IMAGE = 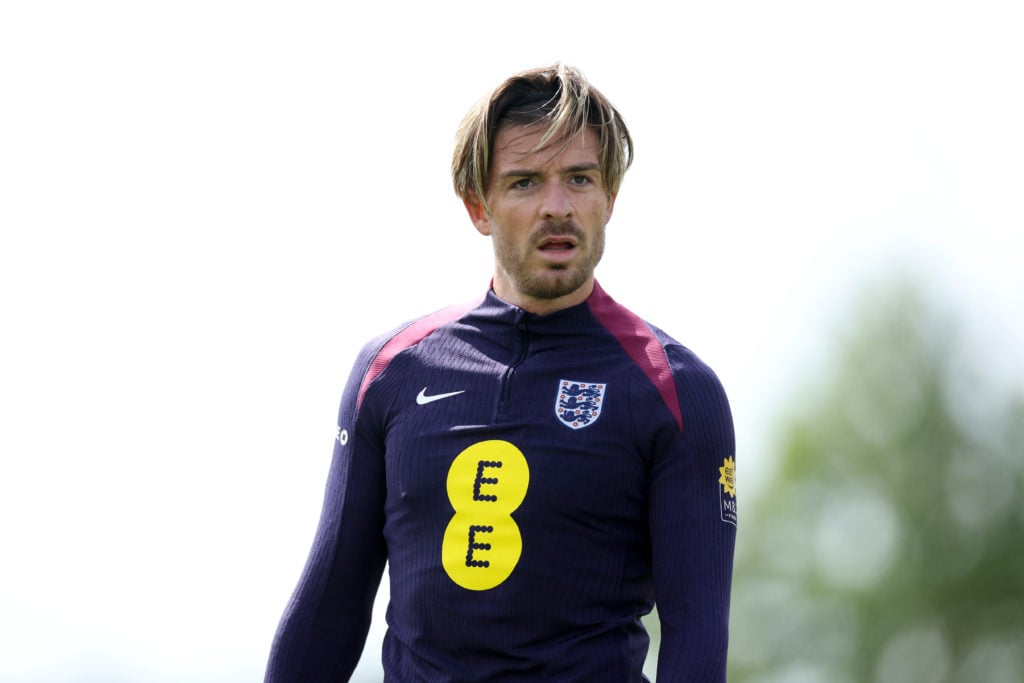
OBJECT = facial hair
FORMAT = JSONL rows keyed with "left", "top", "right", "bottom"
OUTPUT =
{"left": 493, "top": 219, "right": 606, "bottom": 302}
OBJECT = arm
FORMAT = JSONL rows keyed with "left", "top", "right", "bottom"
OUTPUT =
{"left": 649, "top": 349, "right": 737, "bottom": 682}
{"left": 264, "top": 347, "right": 389, "bottom": 683}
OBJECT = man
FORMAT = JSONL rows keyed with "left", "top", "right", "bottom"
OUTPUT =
{"left": 265, "top": 63, "right": 737, "bottom": 682}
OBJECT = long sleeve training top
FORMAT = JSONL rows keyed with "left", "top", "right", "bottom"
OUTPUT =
{"left": 265, "top": 281, "right": 737, "bottom": 682}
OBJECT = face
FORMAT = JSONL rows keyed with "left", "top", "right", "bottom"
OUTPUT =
{"left": 465, "top": 124, "right": 616, "bottom": 315}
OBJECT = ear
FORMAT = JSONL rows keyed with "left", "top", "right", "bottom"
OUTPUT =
{"left": 464, "top": 192, "right": 492, "bottom": 236}
{"left": 605, "top": 192, "right": 617, "bottom": 223}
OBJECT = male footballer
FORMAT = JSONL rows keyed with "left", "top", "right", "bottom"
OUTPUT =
{"left": 265, "top": 63, "right": 737, "bottom": 682}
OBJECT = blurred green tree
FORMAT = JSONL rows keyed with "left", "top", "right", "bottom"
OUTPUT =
{"left": 728, "top": 276, "right": 1024, "bottom": 682}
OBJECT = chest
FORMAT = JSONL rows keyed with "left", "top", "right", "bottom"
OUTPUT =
{"left": 379, "top": 345, "right": 650, "bottom": 528}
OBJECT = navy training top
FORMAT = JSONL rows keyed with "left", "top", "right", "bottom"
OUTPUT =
{"left": 265, "top": 281, "right": 737, "bottom": 682}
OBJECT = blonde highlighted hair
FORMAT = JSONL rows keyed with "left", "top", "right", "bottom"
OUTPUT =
{"left": 452, "top": 64, "right": 633, "bottom": 209}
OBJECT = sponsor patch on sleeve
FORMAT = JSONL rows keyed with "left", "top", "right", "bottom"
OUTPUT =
{"left": 718, "top": 455, "right": 737, "bottom": 526}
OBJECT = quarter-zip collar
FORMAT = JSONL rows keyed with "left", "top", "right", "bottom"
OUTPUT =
{"left": 459, "top": 282, "right": 609, "bottom": 357}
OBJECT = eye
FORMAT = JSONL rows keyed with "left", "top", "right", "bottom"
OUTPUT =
{"left": 511, "top": 178, "right": 534, "bottom": 189}
{"left": 569, "top": 174, "right": 593, "bottom": 186}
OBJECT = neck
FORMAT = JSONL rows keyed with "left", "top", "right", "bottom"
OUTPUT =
{"left": 491, "top": 275, "right": 595, "bottom": 316}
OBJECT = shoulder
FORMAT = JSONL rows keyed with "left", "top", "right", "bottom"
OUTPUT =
{"left": 644, "top": 323, "right": 734, "bottom": 448}
{"left": 351, "top": 297, "right": 484, "bottom": 409}
{"left": 586, "top": 284, "right": 688, "bottom": 430}
{"left": 589, "top": 282, "right": 724, "bottom": 388}
{"left": 646, "top": 322, "right": 724, "bottom": 388}
{"left": 586, "top": 283, "right": 729, "bottom": 433}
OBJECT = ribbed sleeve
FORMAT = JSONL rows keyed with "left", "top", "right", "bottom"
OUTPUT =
{"left": 649, "top": 342, "right": 736, "bottom": 682}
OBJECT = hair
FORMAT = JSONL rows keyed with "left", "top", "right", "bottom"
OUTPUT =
{"left": 452, "top": 63, "right": 633, "bottom": 210}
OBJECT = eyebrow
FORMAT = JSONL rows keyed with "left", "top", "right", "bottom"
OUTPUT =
{"left": 496, "top": 162, "right": 602, "bottom": 180}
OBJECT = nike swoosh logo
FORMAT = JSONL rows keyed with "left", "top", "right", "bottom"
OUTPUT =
{"left": 416, "top": 388, "right": 466, "bottom": 405}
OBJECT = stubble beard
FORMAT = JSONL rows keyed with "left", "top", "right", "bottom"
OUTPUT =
{"left": 494, "top": 222, "right": 606, "bottom": 302}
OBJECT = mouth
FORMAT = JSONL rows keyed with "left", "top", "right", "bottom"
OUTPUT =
{"left": 537, "top": 234, "right": 579, "bottom": 251}
{"left": 535, "top": 237, "right": 579, "bottom": 263}
{"left": 538, "top": 240, "right": 576, "bottom": 252}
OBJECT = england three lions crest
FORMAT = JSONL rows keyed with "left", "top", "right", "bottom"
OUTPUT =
{"left": 555, "top": 380, "right": 606, "bottom": 430}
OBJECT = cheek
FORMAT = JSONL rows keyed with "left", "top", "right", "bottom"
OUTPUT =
{"left": 491, "top": 207, "right": 530, "bottom": 239}
{"left": 585, "top": 199, "right": 613, "bottom": 227}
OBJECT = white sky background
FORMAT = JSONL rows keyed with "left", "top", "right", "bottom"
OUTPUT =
{"left": 2, "top": 1, "right": 1022, "bottom": 681}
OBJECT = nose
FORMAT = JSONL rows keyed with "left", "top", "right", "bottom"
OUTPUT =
{"left": 539, "top": 181, "right": 573, "bottom": 219}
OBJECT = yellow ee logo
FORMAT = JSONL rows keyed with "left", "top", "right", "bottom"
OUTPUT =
{"left": 441, "top": 440, "right": 529, "bottom": 590}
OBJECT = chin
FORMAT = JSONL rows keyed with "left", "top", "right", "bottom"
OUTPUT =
{"left": 522, "top": 269, "right": 589, "bottom": 301}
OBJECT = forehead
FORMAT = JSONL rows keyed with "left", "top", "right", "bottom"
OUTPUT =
{"left": 491, "top": 124, "right": 601, "bottom": 171}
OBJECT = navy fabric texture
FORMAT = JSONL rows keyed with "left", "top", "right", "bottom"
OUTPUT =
{"left": 265, "top": 282, "right": 736, "bottom": 682}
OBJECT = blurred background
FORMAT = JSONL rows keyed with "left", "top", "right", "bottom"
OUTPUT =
{"left": 1, "top": 1, "right": 1021, "bottom": 681}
